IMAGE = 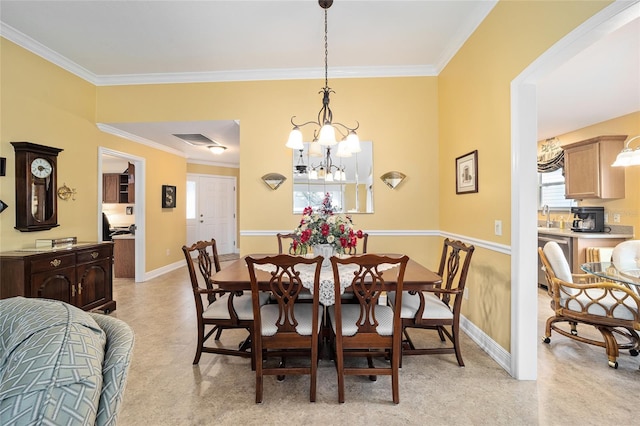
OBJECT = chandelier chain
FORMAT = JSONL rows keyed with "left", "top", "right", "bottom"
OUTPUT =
{"left": 324, "top": 8, "right": 329, "bottom": 89}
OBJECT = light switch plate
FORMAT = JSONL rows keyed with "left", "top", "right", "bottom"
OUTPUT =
{"left": 494, "top": 220, "right": 502, "bottom": 236}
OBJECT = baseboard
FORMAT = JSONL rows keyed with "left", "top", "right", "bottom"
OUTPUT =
{"left": 460, "top": 315, "right": 512, "bottom": 374}
{"left": 144, "top": 259, "right": 184, "bottom": 281}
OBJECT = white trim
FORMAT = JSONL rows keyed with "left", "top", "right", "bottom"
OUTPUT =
{"left": 143, "top": 260, "right": 185, "bottom": 281}
{"left": 97, "top": 123, "right": 186, "bottom": 157}
{"left": 460, "top": 315, "right": 511, "bottom": 372}
{"left": 241, "top": 229, "right": 512, "bottom": 255}
{"left": 0, "top": 23, "right": 97, "bottom": 83}
{"left": 187, "top": 158, "right": 240, "bottom": 169}
{"left": 509, "top": 0, "right": 639, "bottom": 380}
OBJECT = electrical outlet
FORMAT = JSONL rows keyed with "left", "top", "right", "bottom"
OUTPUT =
{"left": 613, "top": 213, "right": 621, "bottom": 223}
{"left": 604, "top": 213, "right": 609, "bottom": 223}
{"left": 494, "top": 220, "right": 502, "bottom": 236}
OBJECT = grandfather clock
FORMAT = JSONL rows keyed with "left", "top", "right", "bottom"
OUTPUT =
{"left": 11, "top": 142, "right": 63, "bottom": 231}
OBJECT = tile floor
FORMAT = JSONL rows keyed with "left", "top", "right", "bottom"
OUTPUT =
{"left": 109, "top": 264, "right": 639, "bottom": 425}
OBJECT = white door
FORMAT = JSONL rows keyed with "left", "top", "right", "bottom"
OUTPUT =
{"left": 186, "top": 174, "right": 236, "bottom": 254}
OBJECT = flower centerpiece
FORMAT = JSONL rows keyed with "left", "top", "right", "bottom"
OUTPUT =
{"left": 291, "top": 193, "right": 364, "bottom": 264}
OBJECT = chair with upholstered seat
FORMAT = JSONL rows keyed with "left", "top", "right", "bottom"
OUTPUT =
{"left": 346, "top": 232, "right": 369, "bottom": 255}
{"left": 246, "top": 254, "right": 324, "bottom": 403}
{"left": 612, "top": 240, "right": 640, "bottom": 267}
{"left": 540, "top": 241, "right": 640, "bottom": 368}
{"left": 182, "top": 239, "right": 269, "bottom": 367}
{"left": 276, "top": 232, "right": 298, "bottom": 254}
{"left": 392, "top": 238, "right": 474, "bottom": 367}
{"left": 328, "top": 254, "right": 409, "bottom": 404}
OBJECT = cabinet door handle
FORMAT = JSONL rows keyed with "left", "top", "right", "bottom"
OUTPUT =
{"left": 50, "top": 259, "right": 61, "bottom": 267}
{"left": 77, "top": 283, "right": 82, "bottom": 295}
{"left": 91, "top": 252, "right": 99, "bottom": 259}
{"left": 71, "top": 285, "right": 76, "bottom": 297}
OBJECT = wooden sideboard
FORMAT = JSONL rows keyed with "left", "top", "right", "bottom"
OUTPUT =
{"left": 0, "top": 242, "right": 116, "bottom": 313}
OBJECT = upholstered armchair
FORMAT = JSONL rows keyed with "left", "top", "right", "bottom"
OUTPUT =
{"left": 540, "top": 241, "right": 640, "bottom": 368}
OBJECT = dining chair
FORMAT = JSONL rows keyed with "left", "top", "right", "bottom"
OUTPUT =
{"left": 539, "top": 241, "right": 640, "bottom": 368}
{"left": 276, "top": 232, "right": 298, "bottom": 254}
{"left": 328, "top": 254, "right": 409, "bottom": 404}
{"left": 346, "top": 232, "right": 369, "bottom": 255}
{"left": 245, "top": 254, "right": 324, "bottom": 403}
{"left": 391, "top": 238, "right": 474, "bottom": 367}
{"left": 612, "top": 240, "right": 640, "bottom": 267}
{"left": 182, "top": 239, "right": 269, "bottom": 367}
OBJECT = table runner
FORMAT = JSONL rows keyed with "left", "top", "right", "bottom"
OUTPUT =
{"left": 254, "top": 262, "right": 395, "bottom": 306}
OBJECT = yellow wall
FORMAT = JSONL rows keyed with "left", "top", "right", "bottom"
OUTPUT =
{"left": 438, "top": 0, "right": 609, "bottom": 350}
{"left": 554, "top": 112, "right": 640, "bottom": 234}
{"left": 0, "top": 0, "right": 613, "bottom": 354}
{"left": 95, "top": 77, "right": 442, "bottom": 264}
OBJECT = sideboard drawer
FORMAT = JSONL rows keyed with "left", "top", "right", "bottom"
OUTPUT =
{"left": 77, "top": 245, "right": 112, "bottom": 264}
{"left": 30, "top": 253, "right": 76, "bottom": 274}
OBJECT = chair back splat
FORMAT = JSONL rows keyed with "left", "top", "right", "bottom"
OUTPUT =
{"left": 182, "top": 239, "right": 262, "bottom": 366}
{"left": 329, "top": 254, "right": 409, "bottom": 404}
{"left": 246, "top": 254, "right": 324, "bottom": 403}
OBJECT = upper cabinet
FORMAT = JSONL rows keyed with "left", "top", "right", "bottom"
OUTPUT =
{"left": 563, "top": 135, "right": 626, "bottom": 200}
{"left": 103, "top": 162, "right": 135, "bottom": 204}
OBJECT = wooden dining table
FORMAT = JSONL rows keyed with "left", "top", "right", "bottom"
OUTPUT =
{"left": 211, "top": 254, "right": 443, "bottom": 301}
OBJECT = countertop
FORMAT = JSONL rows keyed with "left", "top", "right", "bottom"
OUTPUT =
{"left": 112, "top": 234, "right": 135, "bottom": 240}
{"left": 537, "top": 227, "right": 633, "bottom": 239}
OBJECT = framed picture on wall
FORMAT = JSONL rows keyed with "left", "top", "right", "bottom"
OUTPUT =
{"left": 455, "top": 150, "right": 478, "bottom": 194}
{"left": 162, "top": 185, "right": 176, "bottom": 208}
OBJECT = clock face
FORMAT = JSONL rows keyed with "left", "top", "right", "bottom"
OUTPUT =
{"left": 31, "top": 157, "right": 53, "bottom": 178}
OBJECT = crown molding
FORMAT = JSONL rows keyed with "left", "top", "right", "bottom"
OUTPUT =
{"left": 2, "top": 22, "right": 438, "bottom": 86}
{"left": 96, "top": 123, "right": 186, "bottom": 158}
{"left": 186, "top": 158, "right": 239, "bottom": 169}
{"left": 1, "top": 22, "right": 98, "bottom": 83}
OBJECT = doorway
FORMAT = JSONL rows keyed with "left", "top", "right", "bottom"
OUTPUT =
{"left": 186, "top": 174, "right": 237, "bottom": 254}
{"left": 510, "top": 2, "right": 638, "bottom": 379}
{"left": 99, "top": 147, "right": 146, "bottom": 282}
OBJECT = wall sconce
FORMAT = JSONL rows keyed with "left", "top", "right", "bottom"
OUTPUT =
{"left": 57, "top": 183, "right": 77, "bottom": 201}
{"left": 262, "top": 173, "right": 287, "bottom": 190}
{"left": 380, "top": 171, "right": 406, "bottom": 189}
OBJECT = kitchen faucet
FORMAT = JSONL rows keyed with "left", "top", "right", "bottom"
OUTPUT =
{"left": 542, "top": 204, "right": 552, "bottom": 228}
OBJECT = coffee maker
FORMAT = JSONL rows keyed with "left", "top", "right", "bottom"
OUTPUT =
{"left": 570, "top": 207, "right": 605, "bottom": 232}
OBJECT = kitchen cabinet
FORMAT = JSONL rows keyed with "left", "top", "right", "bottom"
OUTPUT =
{"left": 563, "top": 135, "right": 626, "bottom": 200}
{"left": 102, "top": 162, "right": 135, "bottom": 204}
{"left": 113, "top": 234, "right": 135, "bottom": 278}
{"left": 0, "top": 242, "right": 116, "bottom": 312}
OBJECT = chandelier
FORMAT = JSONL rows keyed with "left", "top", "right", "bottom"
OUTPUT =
{"left": 285, "top": 0, "right": 361, "bottom": 157}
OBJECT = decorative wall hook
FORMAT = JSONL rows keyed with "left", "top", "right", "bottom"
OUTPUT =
{"left": 57, "top": 183, "right": 77, "bottom": 201}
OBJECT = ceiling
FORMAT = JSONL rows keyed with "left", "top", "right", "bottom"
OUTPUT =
{"left": 1, "top": 1, "right": 638, "bottom": 167}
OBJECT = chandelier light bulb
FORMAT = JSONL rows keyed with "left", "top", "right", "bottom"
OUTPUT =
{"left": 309, "top": 140, "right": 323, "bottom": 157}
{"left": 335, "top": 140, "right": 352, "bottom": 158}
{"left": 286, "top": 127, "right": 304, "bottom": 150}
{"left": 346, "top": 131, "right": 361, "bottom": 153}
{"left": 309, "top": 169, "right": 318, "bottom": 180}
{"left": 318, "top": 124, "right": 337, "bottom": 146}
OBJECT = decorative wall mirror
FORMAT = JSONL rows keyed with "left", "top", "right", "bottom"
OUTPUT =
{"left": 292, "top": 141, "right": 373, "bottom": 214}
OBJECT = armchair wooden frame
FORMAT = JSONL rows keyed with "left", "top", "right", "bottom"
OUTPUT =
{"left": 276, "top": 232, "right": 298, "bottom": 254}
{"left": 182, "top": 239, "right": 255, "bottom": 366}
{"left": 539, "top": 246, "right": 640, "bottom": 368}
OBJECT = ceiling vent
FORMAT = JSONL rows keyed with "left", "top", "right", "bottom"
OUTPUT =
{"left": 173, "top": 133, "right": 215, "bottom": 146}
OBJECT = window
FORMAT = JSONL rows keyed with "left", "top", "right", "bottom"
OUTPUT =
{"left": 186, "top": 180, "right": 196, "bottom": 219}
{"left": 538, "top": 169, "right": 575, "bottom": 209}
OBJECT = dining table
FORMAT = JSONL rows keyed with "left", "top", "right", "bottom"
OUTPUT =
{"left": 211, "top": 254, "right": 443, "bottom": 306}
{"left": 581, "top": 261, "right": 640, "bottom": 293}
